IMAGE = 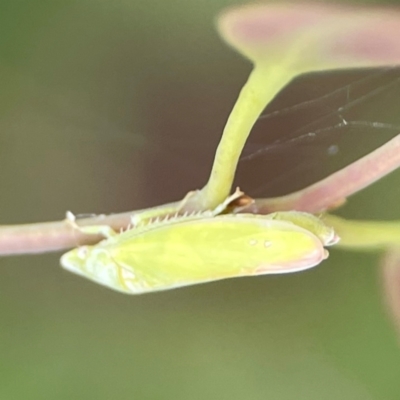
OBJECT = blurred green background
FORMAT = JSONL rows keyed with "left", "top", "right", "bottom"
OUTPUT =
{"left": 1, "top": 0, "right": 400, "bottom": 399}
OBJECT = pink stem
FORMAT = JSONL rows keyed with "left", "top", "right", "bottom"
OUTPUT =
{"left": 0, "top": 214, "right": 131, "bottom": 255}
{"left": 381, "top": 248, "right": 400, "bottom": 338}
{"left": 245, "top": 134, "right": 400, "bottom": 214}
{"left": 0, "top": 205, "right": 183, "bottom": 255}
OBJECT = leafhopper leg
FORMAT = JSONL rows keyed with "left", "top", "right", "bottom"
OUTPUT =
{"left": 65, "top": 211, "right": 118, "bottom": 239}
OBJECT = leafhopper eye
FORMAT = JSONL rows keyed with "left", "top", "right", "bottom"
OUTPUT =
{"left": 77, "top": 246, "right": 89, "bottom": 259}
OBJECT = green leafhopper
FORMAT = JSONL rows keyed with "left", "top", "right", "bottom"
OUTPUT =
{"left": 60, "top": 210, "right": 338, "bottom": 294}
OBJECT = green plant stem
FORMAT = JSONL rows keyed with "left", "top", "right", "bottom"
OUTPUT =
{"left": 322, "top": 214, "right": 400, "bottom": 250}
{"left": 183, "top": 65, "right": 294, "bottom": 211}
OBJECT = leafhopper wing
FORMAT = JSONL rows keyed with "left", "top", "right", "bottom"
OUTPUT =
{"left": 61, "top": 212, "right": 336, "bottom": 294}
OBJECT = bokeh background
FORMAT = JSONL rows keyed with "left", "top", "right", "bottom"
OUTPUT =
{"left": 1, "top": 0, "right": 400, "bottom": 399}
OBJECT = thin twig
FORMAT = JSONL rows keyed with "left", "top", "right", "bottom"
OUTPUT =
{"left": 0, "top": 203, "right": 179, "bottom": 255}
{"left": 245, "top": 134, "right": 400, "bottom": 213}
